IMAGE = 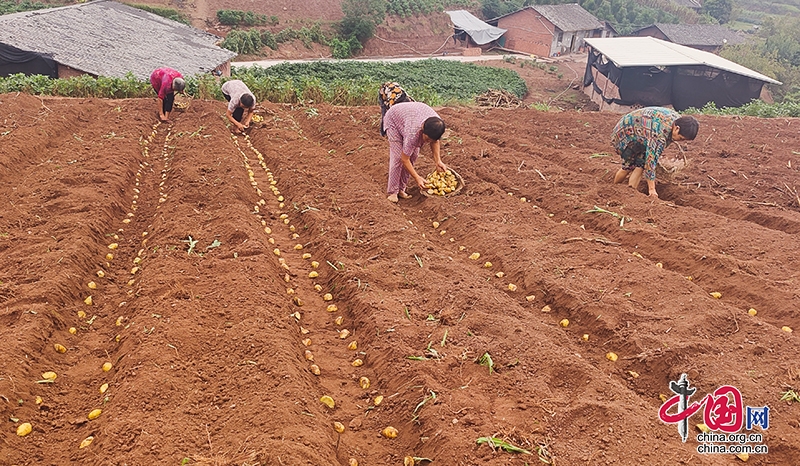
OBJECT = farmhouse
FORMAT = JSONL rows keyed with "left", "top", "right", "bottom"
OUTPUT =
{"left": 583, "top": 36, "right": 781, "bottom": 112}
{"left": 492, "top": 4, "right": 607, "bottom": 57}
{"left": 631, "top": 23, "right": 745, "bottom": 53}
{"left": 0, "top": 0, "right": 236, "bottom": 80}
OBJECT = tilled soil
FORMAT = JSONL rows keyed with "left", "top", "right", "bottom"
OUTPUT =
{"left": 1, "top": 93, "right": 799, "bottom": 465}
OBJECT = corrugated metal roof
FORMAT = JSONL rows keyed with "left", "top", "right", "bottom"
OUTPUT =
{"left": 670, "top": 0, "right": 702, "bottom": 8}
{"left": 585, "top": 36, "right": 781, "bottom": 84}
{"left": 445, "top": 10, "right": 506, "bottom": 45}
{"left": 0, "top": 0, "right": 236, "bottom": 79}
{"left": 532, "top": 3, "right": 603, "bottom": 33}
{"left": 636, "top": 23, "right": 746, "bottom": 47}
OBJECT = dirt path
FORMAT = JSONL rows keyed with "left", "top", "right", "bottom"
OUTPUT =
{"left": 1, "top": 94, "right": 798, "bottom": 465}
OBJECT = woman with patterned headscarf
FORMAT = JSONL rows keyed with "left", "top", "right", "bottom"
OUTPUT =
{"left": 378, "top": 82, "right": 414, "bottom": 136}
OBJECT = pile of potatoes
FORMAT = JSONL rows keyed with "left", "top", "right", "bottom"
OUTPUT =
{"left": 425, "top": 170, "right": 459, "bottom": 196}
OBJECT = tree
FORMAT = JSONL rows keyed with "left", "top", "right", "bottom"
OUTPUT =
{"left": 339, "top": 0, "right": 386, "bottom": 41}
{"left": 702, "top": 0, "right": 732, "bottom": 24}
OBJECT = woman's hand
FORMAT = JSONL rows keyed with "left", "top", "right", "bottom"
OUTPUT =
{"left": 415, "top": 176, "right": 429, "bottom": 190}
{"left": 437, "top": 161, "right": 448, "bottom": 172}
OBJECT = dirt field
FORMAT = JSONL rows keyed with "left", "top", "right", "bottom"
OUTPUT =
{"left": 1, "top": 91, "right": 799, "bottom": 465}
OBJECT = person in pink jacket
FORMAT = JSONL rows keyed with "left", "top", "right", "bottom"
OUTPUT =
{"left": 383, "top": 101, "right": 447, "bottom": 203}
{"left": 150, "top": 67, "right": 185, "bottom": 122}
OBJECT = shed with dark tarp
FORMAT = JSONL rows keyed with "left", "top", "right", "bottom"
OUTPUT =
{"left": 583, "top": 37, "right": 781, "bottom": 111}
{"left": 0, "top": 43, "right": 57, "bottom": 78}
{"left": 446, "top": 10, "right": 507, "bottom": 46}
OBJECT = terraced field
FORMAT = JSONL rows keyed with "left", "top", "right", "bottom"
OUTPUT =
{"left": 1, "top": 93, "right": 798, "bottom": 465}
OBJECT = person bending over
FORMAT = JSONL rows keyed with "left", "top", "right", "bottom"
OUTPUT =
{"left": 378, "top": 81, "right": 414, "bottom": 136}
{"left": 383, "top": 101, "right": 447, "bottom": 203}
{"left": 221, "top": 79, "right": 256, "bottom": 133}
{"left": 612, "top": 107, "right": 699, "bottom": 198}
{"left": 150, "top": 67, "right": 185, "bottom": 122}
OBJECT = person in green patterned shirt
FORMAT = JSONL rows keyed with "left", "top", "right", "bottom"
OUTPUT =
{"left": 611, "top": 107, "right": 699, "bottom": 198}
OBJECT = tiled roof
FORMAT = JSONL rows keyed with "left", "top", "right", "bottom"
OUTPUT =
{"left": 531, "top": 3, "right": 603, "bottom": 32}
{"left": 0, "top": 0, "right": 236, "bottom": 79}
{"left": 639, "top": 23, "right": 746, "bottom": 47}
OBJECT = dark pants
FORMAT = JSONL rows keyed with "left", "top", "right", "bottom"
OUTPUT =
{"left": 620, "top": 141, "right": 646, "bottom": 170}
{"left": 162, "top": 92, "right": 175, "bottom": 113}
{"left": 223, "top": 92, "right": 244, "bottom": 122}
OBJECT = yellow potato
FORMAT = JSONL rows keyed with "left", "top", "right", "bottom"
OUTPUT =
{"left": 559, "top": 319, "right": 569, "bottom": 328}
{"left": 320, "top": 395, "right": 335, "bottom": 409}
{"left": 381, "top": 426, "right": 399, "bottom": 439}
{"left": 302, "top": 338, "right": 312, "bottom": 346}
{"left": 310, "top": 364, "right": 321, "bottom": 375}
{"left": 656, "top": 262, "right": 663, "bottom": 268}
{"left": 311, "top": 261, "right": 320, "bottom": 269}
{"left": 404, "top": 457, "right": 415, "bottom": 466}
{"left": 87, "top": 409, "right": 102, "bottom": 420}
{"left": 696, "top": 423, "right": 710, "bottom": 433}
{"left": 348, "top": 459, "right": 358, "bottom": 466}
{"left": 526, "top": 295, "right": 536, "bottom": 302}
{"left": 334, "top": 421, "right": 345, "bottom": 433}
{"left": 782, "top": 326, "right": 793, "bottom": 333}
{"left": 710, "top": 292, "right": 722, "bottom": 299}
{"left": 35, "top": 396, "right": 43, "bottom": 405}
{"left": 100, "top": 383, "right": 109, "bottom": 394}
{"left": 432, "top": 221, "right": 440, "bottom": 229}
{"left": 309, "top": 271, "right": 319, "bottom": 278}
{"left": 294, "top": 244, "right": 303, "bottom": 250}
{"left": 77, "top": 310, "right": 87, "bottom": 318}
{"left": 507, "top": 283, "right": 517, "bottom": 291}
{"left": 41, "top": 371, "right": 57, "bottom": 380}
{"left": 484, "top": 261, "right": 492, "bottom": 268}
{"left": 79, "top": 436, "right": 94, "bottom": 449}
{"left": 606, "top": 352, "right": 618, "bottom": 362}
{"left": 352, "top": 359, "right": 363, "bottom": 367}
{"left": 302, "top": 253, "right": 312, "bottom": 259}
{"left": 469, "top": 252, "right": 480, "bottom": 260}
{"left": 359, "top": 377, "right": 370, "bottom": 389}
{"left": 87, "top": 281, "right": 97, "bottom": 289}
{"left": 748, "top": 308, "right": 757, "bottom": 316}
{"left": 102, "top": 362, "right": 113, "bottom": 372}
{"left": 84, "top": 296, "right": 93, "bottom": 306}
{"left": 108, "top": 243, "right": 118, "bottom": 250}
{"left": 16, "top": 422, "right": 32, "bottom": 437}
{"left": 54, "top": 343, "right": 67, "bottom": 353}
{"left": 305, "top": 350, "right": 314, "bottom": 361}
{"left": 327, "top": 304, "right": 338, "bottom": 313}
{"left": 106, "top": 253, "right": 114, "bottom": 260}
{"left": 273, "top": 248, "right": 281, "bottom": 256}
{"left": 334, "top": 316, "right": 344, "bottom": 325}
{"left": 96, "top": 270, "right": 105, "bottom": 278}
{"left": 323, "top": 293, "right": 333, "bottom": 301}
{"left": 628, "top": 370, "right": 639, "bottom": 378}
{"left": 69, "top": 327, "right": 77, "bottom": 334}
{"left": 373, "top": 395, "right": 384, "bottom": 406}
{"left": 347, "top": 341, "right": 357, "bottom": 350}
{"left": 339, "top": 329, "right": 351, "bottom": 339}
{"left": 582, "top": 334, "right": 589, "bottom": 341}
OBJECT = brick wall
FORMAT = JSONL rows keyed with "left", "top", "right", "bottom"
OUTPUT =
{"left": 497, "top": 9, "right": 555, "bottom": 57}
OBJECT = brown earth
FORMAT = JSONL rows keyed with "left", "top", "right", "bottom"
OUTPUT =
{"left": 1, "top": 93, "right": 800, "bottom": 466}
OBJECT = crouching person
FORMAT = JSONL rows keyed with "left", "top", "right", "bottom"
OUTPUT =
{"left": 221, "top": 79, "right": 256, "bottom": 133}
{"left": 612, "top": 107, "right": 699, "bottom": 198}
